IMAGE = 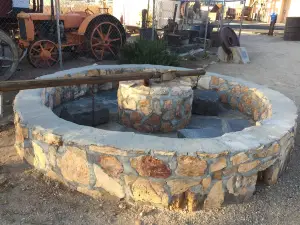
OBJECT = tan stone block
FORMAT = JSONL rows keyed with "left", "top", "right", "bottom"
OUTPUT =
{"left": 230, "top": 152, "right": 250, "bottom": 166}
{"left": 72, "top": 72, "right": 86, "bottom": 78}
{"left": 123, "top": 98, "right": 137, "bottom": 110}
{"left": 89, "top": 145, "right": 128, "bottom": 156}
{"left": 57, "top": 146, "right": 90, "bottom": 185}
{"left": 14, "top": 113, "right": 20, "bottom": 124}
{"left": 46, "top": 170, "right": 65, "bottom": 184}
{"left": 153, "top": 150, "right": 176, "bottom": 157}
{"left": 167, "top": 179, "right": 200, "bottom": 195}
{"left": 124, "top": 175, "right": 138, "bottom": 186}
{"left": 176, "top": 156, "right": 207, "bottom": 177}
{"left": 15, "top": 144, "right": 24, "bottom": 158}
{"left": 139, "top": 99, "right": 152, "bottom": 115}
{"left": 130, "top": 156, "right": 171, "bottom": 178}
{"left": 223, "top": 166, "right": 238, "bottom": 176}
{"left": 210, "top": 157, "right": 227, "bottom": 172}
{"left": 238, "top": 160, "right": 260, "bottom": 173}
{"left": 186, "top": 190, "right": 205, "bottom": 212}
{"left": 77, "top": 186, "right": 102, "bottom": 199}
{"left": 242, "top": 174, "right": 258, "bottom": 187}
{"left": 98, "top": 155, "right": 123, "bottom": 178}
{"left": 263, "top": 164, "right": 280, "bottom": 185}
{"left": 197, "top": 151, "right": 229, "bottom": 159}
{"left": 93, "top": 164, "right": 125, "bottom": 198}
{"left": 48, "top": 146, "right": 57, "bottom": 168}
{"left": 169, "top": 194, "right": 185, "bottom": 210}
{"left": 86, "top": 69, "right": 100, "bottom": 77}
{"left": 32, "top": 130, "right": 62, "bottom": 146}
{"left": 204, "top": 181, "right": 224, "bottom": 209}
{"left": 15, "top": 124, "right": 25, "bottom": 143}
{"left": 202, "top": 176, "right": 211, "bottom": 192}
{"left": 258, "top": 159, "right": 277, "bottom": 171}
{"left": 212, "top": 170, "right": 223, "bottom": 180}
{"left": 226, "top": 175, "right": 242, "bottom": 194}
{"left": 253, "top": 143, "right": 280, "bottom": 158}
{"left": 131, "top": 178, "right": 168, "bottom": 206}
{"left": 32, "top": 141, "right": 47, "bottom": 170}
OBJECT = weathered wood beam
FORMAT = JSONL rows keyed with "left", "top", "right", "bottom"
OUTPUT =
{"left": 0, "top": 69, "right": 206, "bottom": 92}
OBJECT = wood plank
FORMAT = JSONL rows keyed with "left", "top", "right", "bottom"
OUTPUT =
{"left": 0, "top": 69, "right": 206, "bottom": 92}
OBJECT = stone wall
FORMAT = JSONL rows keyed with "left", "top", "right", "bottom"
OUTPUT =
{"left": 118, "top": 80, "right": 193, "bottom": 133}
{"left": 14, "top": 65, "right": 297, "bottom": 211}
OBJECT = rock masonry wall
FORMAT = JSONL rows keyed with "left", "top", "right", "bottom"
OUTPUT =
{"left": 118, "top": 80, "right": 193, "bottom": 133}
{"left": 14, "top": 65, "right": 297, "bottom": 211}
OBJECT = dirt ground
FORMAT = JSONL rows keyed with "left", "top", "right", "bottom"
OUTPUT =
{"left": 1, "top": 33, "right": 300, "bottom": 225}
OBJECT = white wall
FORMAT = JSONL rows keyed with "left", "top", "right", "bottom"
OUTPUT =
{"left": 113, "top": 0, "right": 150, "bottom": 26}
{"left": 288, "top": 0, "right": 300, "bottom": 17}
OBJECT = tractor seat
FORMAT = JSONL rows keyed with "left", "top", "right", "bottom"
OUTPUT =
{"left": 17, "top": 12, "right": 86, "bottom": 29}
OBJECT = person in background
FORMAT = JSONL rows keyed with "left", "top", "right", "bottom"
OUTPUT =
{"left": 268, "top": 12, "right": 277, "bottom": 36}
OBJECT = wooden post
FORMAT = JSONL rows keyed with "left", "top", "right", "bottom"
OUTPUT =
{"left": 0, "top": 69, "right": 206, "bottom": 92}
{"left": 0, "top": 92, "right": 3, "bottom": 118}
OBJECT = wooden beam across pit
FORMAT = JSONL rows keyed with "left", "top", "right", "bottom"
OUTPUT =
{"left": 0, "top": 69, "right": 206, "bottom": 92}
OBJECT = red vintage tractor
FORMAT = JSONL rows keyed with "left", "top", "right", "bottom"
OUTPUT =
{"left": 17, "top": 0, "right": 126, "bottom": 68}
{"left": 0, "top": 0, "right": 126, "bottom": 78}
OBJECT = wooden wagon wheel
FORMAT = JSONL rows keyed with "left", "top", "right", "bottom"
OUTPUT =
{"left": 28, "top": 40, "right": 58, "bottom": 68}
{"left": 89, "top": 22, "right": 123, "bottom": 61}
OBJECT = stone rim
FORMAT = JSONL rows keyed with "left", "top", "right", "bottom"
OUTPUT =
{"left": 14, "top": 64, "right": 297, "bottom": 155}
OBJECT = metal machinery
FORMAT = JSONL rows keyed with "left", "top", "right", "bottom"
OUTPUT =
{"left": 17, "top": 0, "right": 126, "bottom": 68}
{"left": 0, "top": 0, "right": 43, "bottom": 80}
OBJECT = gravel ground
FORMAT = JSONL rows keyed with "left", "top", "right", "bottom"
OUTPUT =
{"left": 1, "top": 33, "right": 300, "bottom": 225}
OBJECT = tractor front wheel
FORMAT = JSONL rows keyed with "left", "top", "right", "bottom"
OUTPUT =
{"left": 88, "top": 22, "right": 123, "bottom": 61}
{"left": 28, "top": 40, "right": 59, "bottom": 68}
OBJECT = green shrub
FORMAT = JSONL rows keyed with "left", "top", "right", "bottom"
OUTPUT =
{"left": 120, "top": 40, "right": 180, "bottom": 66}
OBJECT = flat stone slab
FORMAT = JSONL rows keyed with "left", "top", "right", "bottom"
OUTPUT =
{"left": 192, "top": 89, "right": 221, "bottom": 116}
{"left": 226, "top": 118, "right": 252, "bottom": 132}
{"left": 60, "top": 107, "right": 109, "bottom": 127}
{"left": 178, "top": 127, "right": 224, "bottom": 138}
{"left": 186, "top": 116, "right": 223, "bottom": 129}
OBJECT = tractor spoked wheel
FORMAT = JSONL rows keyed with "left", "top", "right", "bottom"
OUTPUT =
{"left": 0, "top": 30, "right": 19, "bottom": 81}
{"left": 28, "top": 40, "right": 59, "bottom": 68}
{"left": 89, "top": 22, "right": 123, "bottom": 61}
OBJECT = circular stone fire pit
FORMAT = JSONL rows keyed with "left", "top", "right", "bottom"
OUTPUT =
{"left": 14, "top": 65, "right": 297, "bottom": 211}
{"left": 118, "top": 79, "right": 193, "bottom": 132}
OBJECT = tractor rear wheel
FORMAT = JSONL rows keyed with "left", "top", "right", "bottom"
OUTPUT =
{"left": 88, "top": 21, "right": 123, "bottom": 61}
{"left": 28, "top": 40, "right": 59, "bottom": 68}
{"left": 0, "top": 30, "right": 19, "bottom": 81}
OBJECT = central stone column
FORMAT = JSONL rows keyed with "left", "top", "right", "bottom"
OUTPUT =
{"left": 118, "top": 79, "right": 193, "bottom": 133}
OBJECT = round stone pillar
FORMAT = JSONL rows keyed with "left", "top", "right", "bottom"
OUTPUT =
{"left": 118, "top": 79, "right": 193, "bottom": 133}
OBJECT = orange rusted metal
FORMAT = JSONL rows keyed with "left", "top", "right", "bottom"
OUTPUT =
{"left": 77, "top": 14, "right": 101, "bottom": 35}
{"left": 16, "top": 6, "right": 125, "bottom": 68}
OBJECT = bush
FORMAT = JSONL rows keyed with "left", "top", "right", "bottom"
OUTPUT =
{"left": 120, "top": 40, "right": 180, "bottom": 66}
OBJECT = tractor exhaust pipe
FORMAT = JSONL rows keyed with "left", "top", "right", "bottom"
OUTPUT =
{"left": 51, "top": 0, "right": 55, "bottom": 20}
{"left": 33, "top": 0, "right": 36, "bottom": 12}
{"left": 37, "top": 0, "right": 40, "bottom": 13}
{"left": 40, "top": 0, "right": 44, "bottom": 13}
